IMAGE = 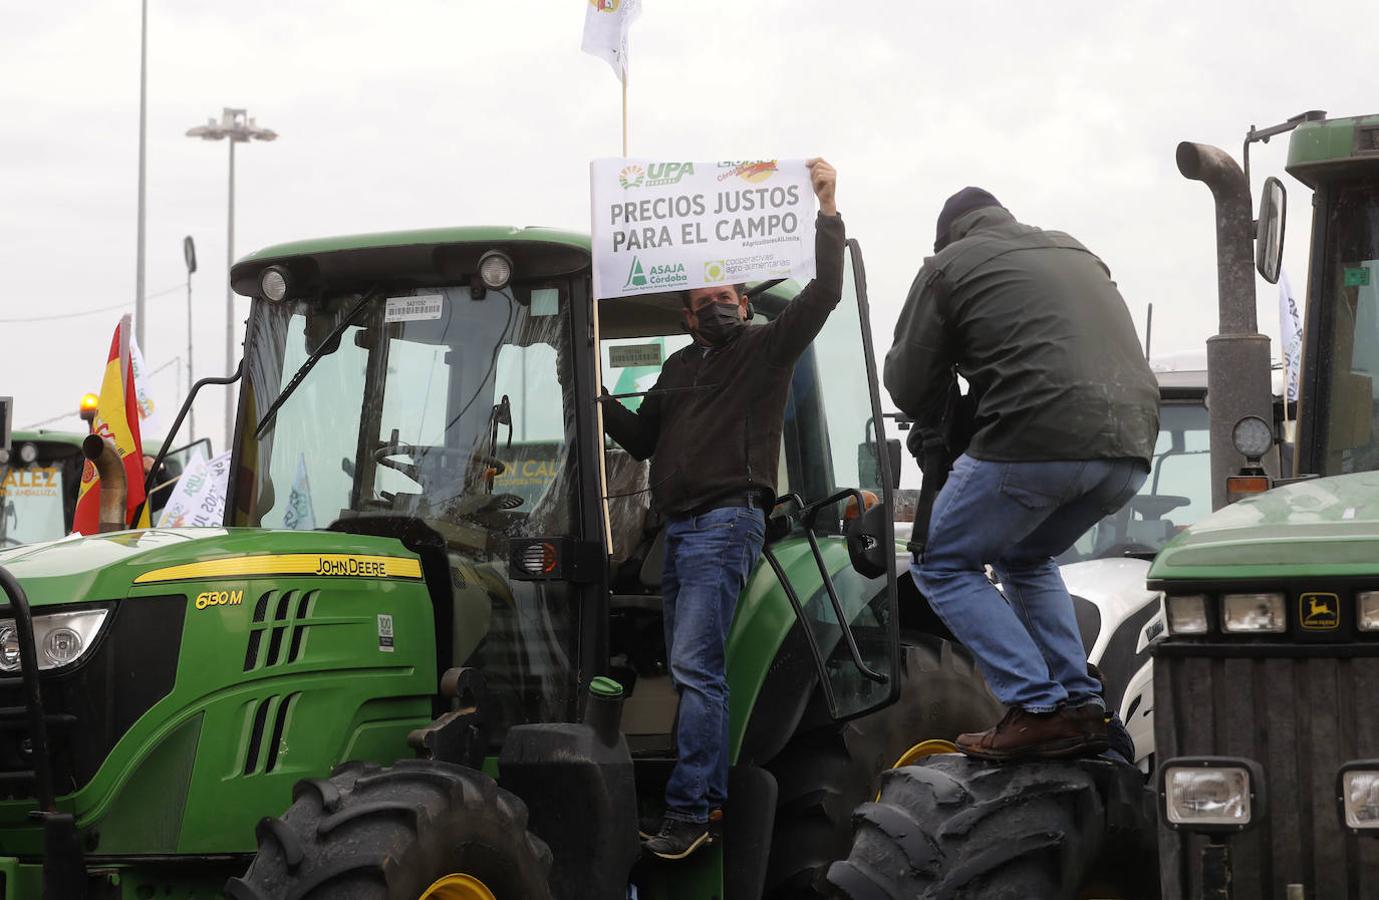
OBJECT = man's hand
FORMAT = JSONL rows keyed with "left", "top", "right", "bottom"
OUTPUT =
{"left": 806, "top": 157, "right": 837, "bottom": 217}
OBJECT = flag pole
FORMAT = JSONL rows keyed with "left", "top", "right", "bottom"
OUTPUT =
{"left": 621, "top": 71, "right": 629, "bottom": 156}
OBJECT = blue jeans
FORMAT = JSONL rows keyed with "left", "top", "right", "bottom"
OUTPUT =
{"left": 661, "top": 505, "right": 766, "bottom": 824}
{"left": 913, "top": 455, "right": 1147, "bottom": 713}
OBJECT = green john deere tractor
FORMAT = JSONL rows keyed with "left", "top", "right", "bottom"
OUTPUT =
{"left": 829, "top": 111, "right": 1379, "bottom": 899}
{"left": 0, "top": 225, "right": 1002, "bottom": 897}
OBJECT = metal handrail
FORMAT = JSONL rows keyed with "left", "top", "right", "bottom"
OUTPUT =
{"left": 0, "top": 565, "right": 55, "bottom": 812}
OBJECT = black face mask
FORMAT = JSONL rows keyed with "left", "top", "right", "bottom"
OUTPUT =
{"left": 694, "top": 302, "right": 747, "bottom": 347}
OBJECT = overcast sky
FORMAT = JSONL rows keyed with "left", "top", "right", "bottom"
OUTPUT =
{"left": 1, "top": 1, "right": 1372, "bottom": 453}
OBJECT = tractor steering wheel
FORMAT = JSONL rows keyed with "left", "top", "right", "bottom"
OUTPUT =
{"left": 372, "top": 442, "right": 507, "bottom": 478}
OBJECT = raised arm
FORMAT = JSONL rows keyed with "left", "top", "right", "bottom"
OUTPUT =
{"left": 765, "top": 159, "right": 845, "bottom": 364}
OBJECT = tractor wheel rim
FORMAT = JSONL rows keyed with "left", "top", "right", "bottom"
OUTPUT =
{"left": 875, "top": 739, "right": 961, "bottom": 800}
{"left": 891, "top": 738, "right": 959, "bottom": 769}
{"left": 420, "top": 874, "right": 497, "bottom": 900}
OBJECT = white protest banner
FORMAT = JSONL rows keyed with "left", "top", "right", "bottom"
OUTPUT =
{"left": 156, "top": 450, "right": 231, "bottom": 529}
{"left": 1278, "top": 269, "right": 1303, "bottom": 403}
{"left": 590, "top": 158, "right": 816, "bottom": 300}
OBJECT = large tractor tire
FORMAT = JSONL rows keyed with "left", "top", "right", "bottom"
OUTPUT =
{"left": 763, "top": 633, "right": 1003, "bottom": 899}
{"left": 226, "top": 759, "right": 553, "bottom": 900}
{"left": 825, "top": 755, "right": 1111, "bottom": 900}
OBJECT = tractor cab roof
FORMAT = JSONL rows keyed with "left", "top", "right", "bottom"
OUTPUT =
{"left": 232, "top": 225, "right": 802, "bottom": 338}
{"left": 1286, "top": 112, "right": 1379, "bottom": 188}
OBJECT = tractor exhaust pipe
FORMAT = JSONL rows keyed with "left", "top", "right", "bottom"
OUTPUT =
{"left": 1176, "top": 141, "right": 1276, "bottom": 510}
{"left": 82, "top": 435, "right": 127, "bottom": 533}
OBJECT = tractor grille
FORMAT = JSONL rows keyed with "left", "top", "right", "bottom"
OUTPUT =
{"left": 243, "top": 589, "right": 316, "bottom": 672}
{"left": 0, "top": 596, "right": 183, "bottom": 800}
{"left": 1154, "top": 648, "right": 1379, "bottom": 898}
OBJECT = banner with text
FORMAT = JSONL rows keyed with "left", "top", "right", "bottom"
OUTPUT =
{"left": 590, "top": 158, "right": 816, "bottom": 299}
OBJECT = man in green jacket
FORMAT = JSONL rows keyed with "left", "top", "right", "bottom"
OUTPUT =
{"left": 884, "top": 187, "right": 1159, "bottom": 761}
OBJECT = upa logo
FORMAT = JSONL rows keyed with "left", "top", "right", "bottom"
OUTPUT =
{"left": 618, "top": 165, "right": 645, "bottom": 189}
{"left": 644, "top": 162, "right": 695, "bottom": 187}
{"left": 624, "top": 257, "right": 648, "bottom": 288}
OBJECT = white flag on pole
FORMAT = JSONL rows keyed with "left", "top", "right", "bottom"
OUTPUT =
{"left": 282, "top": 453, "right": 317, "bottom": 531}
{"left": 156, "top": 450, "right": 231, "bottom": 528}
{"left": 128, "top": 337, "right": 164, "bottom": 440}
{"left": 581, "top": 0, "right": 640, "bottom": 83}
{"left": 1278, "top": 269, "right": 1303, "bottom": 402}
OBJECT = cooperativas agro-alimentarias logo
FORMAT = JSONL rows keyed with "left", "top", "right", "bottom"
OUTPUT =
{"left": 619, "top": 165, "right": 645, "bottom": 189}
{"left": 717, "top": 160, "right": 780, "bottom": 183}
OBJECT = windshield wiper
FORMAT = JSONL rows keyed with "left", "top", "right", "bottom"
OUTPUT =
{"left": 255, "top": 289, "right": 378, "bottom": 439}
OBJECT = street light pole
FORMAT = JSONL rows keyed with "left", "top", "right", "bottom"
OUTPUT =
{"left": 134, "top": 0, "right": 148, "bottom": 350}
{"left": 186, "top": 108, "right": 277, "bottom": 446}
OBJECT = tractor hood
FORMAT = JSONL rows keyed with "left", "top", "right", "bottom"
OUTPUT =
{"left": 0, "top": 528, "right": 422, "bottom": 607}
{"left": 1149, "top": 472, "right": 1379, "bottom": 580}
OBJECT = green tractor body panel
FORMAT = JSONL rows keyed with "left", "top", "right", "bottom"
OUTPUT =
{"left": 1148, "top": 471, "right": 1379, "bottom": 579}
{"left": 0, "top": 528, "right": 435, "bottom": 858}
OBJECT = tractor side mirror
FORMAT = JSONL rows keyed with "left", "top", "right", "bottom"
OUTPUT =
{"left": 845, "top": 501, "right": 890, "bottom": 579}
{"left": 1255, "top": 176, "right": 1287, "bottom": 285}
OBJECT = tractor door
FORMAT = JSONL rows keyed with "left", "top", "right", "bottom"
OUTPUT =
{"left": 767, "top": 239, "right": 901, "bottom": 720}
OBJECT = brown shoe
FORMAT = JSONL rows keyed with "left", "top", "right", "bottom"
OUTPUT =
{"left": 956, "top": 705, "right": 1108, "bottom": 762}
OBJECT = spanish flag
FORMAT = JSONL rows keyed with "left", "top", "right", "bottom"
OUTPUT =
{"left": 71, "top": 316, "right": 148, "bottom": 535}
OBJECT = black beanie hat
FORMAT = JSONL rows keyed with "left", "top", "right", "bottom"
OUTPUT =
{"left": 934, "top": 187, "right": 1002, "bottom": 252}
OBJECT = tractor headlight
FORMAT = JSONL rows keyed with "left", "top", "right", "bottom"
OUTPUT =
{"left": 478, "top": 251, "right": 513, "bottom": 290}
{"left": 1358, "top": 592, "right": 1379, "bottom": 631}
{"left": 0, "top": 609, "right": 109, "bottom": 673}
{"left": 259, "top": 265, "right": 291, "bottom": 302}
{"left": 1339, "top": 763, "right": 1379, "bottom": 832}
{"left": 1166, "top": 594, "right": 1209, "bottom": 635}
{"left": 1221, "top": 592, "right": 1286, "bottom": 633}
{"left": 1161, "top": 758, "right": 1263, "bottom": 832}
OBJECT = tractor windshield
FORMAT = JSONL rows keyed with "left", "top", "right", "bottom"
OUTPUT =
{"left": 231, "top": 284, "right": 577, "bottom": 548}
{"left": 0, "top": 462, "right": 68, "bottom": 546}
{"left": 0, "top": 439, "right": 84, "bottom": 545}
{"left": 1310, "top": 182, "right": 1379, "bottom": 474}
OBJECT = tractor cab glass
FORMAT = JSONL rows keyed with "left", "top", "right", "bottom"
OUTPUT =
{"left": 233, "top": 282, "right": 580, "bottom": 740}
{"left": 1309, "top": 182, "right": 1379, "bottom": 474}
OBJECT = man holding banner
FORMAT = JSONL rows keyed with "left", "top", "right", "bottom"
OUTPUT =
{"left": 601, "top": 158, "right": 840, "bottom": 860}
